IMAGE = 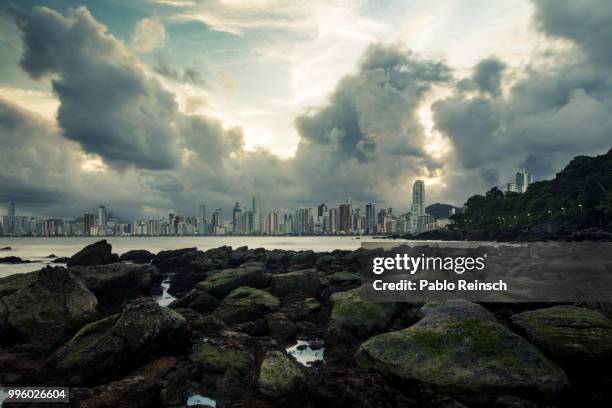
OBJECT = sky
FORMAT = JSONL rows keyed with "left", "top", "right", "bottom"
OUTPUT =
{"left": 0, "top": 0, "right": 611, "bottom": 219}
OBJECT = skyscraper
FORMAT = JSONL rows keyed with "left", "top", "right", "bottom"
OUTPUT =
{"left": 515, "top": 170, "right": 532, "bottom": 193}
{"left": 365, "top": 203, "right": 375, "bottom": 234}
{"left": 198, "top": 203, "right": 207, "bottom": 234}
{"left": 339, "top": 202, "right": 352, "bottom": 233}
{"left": 411, "top": 180, "right": 425, "bottom": 232}
{"left": 252, "top": 194, "right": 261, "bottom": 234}
{"left": 317, "top": 203, "right": 327, "bottom": 217}
{"left": 98, "top": 206, "right": 107, "bottom": 227}
{"left": 84, "top": 213, "right": 96, "bottom": 236}
{"left": 232, "top": 202, "right": 245, "bottom": 234}
{"left": 7, "top": 203, "right": 15, "bottom": 235}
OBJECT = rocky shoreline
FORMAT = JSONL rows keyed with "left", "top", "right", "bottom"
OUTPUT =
{"left": 1, "top": 240, "right": 612, "bottom": 407}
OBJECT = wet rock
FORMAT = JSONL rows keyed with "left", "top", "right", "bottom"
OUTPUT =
{"left": 197, "top": 262, "right": 271, "bottom": 298}
{"left": 303, "top": 298, "right": 321, "bottom": 313}
{"left": 257, "top": 350, "right": 304, "bottom": 397}
{"left": 0, "top": 256, "right": 31, "bottom": 264}
{"left": 48, "top": 298, "right": 187, "bottom": 384}
{"left": 214, "top": 286, "right": 280, "bottom": 324}
{"left": 52, "top": 257, "right": 70, "bottom": 263}
{"left": 46, "top": 254, "right": 57, "bottom": 258}
{"left": 512, "top": 305, "right": 612, "bottom": 367}
{"left": 271, "top": 268, "right": 320, "bottom": 297}
{"left": 169, "top": 288, "right": 220, "bottom": 313}
{"left": 0, "top": 266, "right": 98, "bottom": 349}
{"left": 67, "top": 240, "right": 118, "bottom": 267}
{"left": 266, "top": 313, "right": 298, "bottom": 341}
{"left": 0, "top": 270, "right": 40, "bottom": 296}
{"left": 79, "top": 375, "right": 164, "bottom": 408}
{"left": 119, "top": 249, "right": 155, "bottom": 264}
{"left": 327, "top": 271, "right": 361, "bottom": 285}
{"left": 0, "top": 246, "right": 11, "bottom": 251}
{"left": 69, "top": 263, "right": 156, "bottom": 313}
{"left": 190, "top": 341, "right": 253, "bottom": 374}
{"left": 326, "top": 288, "right": 395, "bottom": 342}
{"left": 355, "top": 300, "right": 568, "bottom": 404}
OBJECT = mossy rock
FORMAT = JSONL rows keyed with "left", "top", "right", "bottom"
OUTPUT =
{"left": 214, "top": 286, "right": 280, "bottom": 324}
{"left": 327, "top": 288, "right": 395, "bottom": 341}
{"left": 327, "top": 271, "right": 361, "bottom": 285}
{"left": 303, "top": 298, "right": 321, "bottom": 313}
{"left": 271, "top": 269, "right": 320, "bottom": 296}
{"left": 512, "top": 305, "right": 612, "bottom": 366}
{"left": 355, "top": 300, "right": 568, "bottom": 404}
{"left": 197, "top": 263, "right": 271, "bottom": 298}
{"left": 258, "top": 351, "right": 304, "bottom": 397}
{"left": 190, "top": 342, "right": 253, "bottom": 374}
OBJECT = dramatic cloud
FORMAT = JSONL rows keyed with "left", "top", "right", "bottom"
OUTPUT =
{"left": 14, "top": 6, "right": 182, "bottom": 170}
{"left": 131, "top": 18, "right": 166, "bottom": 53}
{"left": 431, "top": 0, "right": 612, "bottom": 201}
{"left": 154, "top": 56, "right": 205, "bottom": 85}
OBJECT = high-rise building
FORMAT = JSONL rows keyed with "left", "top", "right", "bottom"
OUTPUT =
{"left": 98, "top": 206, "right": 107, "bottom": 227}
{"left": 212, "top": 208, "right": 222, "bottom": 229}
{"left": 411, "top": 180, "right": 425, "bottom": 232}
{"left": 83, "top": 213, "right": 96, "bottom": 236}
{"left": 252, "top": 194, "right": 262, "bottom": 234}
{"left": 266, "top": 210, "right": 279, "bottom": 235}
{"left": 339, "top": 202, "right": 352, "bottom": 233}
{"left": 317, "top": 203, "right": 327, "bottom": 217}
{"left": 198, "top": 203, "right": 207, "bottom": 234}
{"left": 6, "top": 203, "right": 15, "bottom": 235}
{"left": 328, "top": 208, "right": 338, "bottom": 233}
{"left": 232, "top": 202, "right": 245, "bottom": 234}
{"left": 365, "top": 203, "right": 375, "bottom": 234}
{"left": 515, "top": 170, "right": 532, "bottom": 193}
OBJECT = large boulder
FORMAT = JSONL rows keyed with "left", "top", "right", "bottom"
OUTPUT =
{"left": 0, "top": 266, "right": 98, "bottom": 349}
{"left": 67, "top": 240, "right": 118, "bottom": 267}
{"left": 169, "top": 288, "right": 220, "bottom": 313}
{"left": 257, "top": 351, "right": 304, "bottom": 397}
{"left": 69, "top": 263, "right": 156, "bottom": 312}
{"left": 355, "top": 300, "right": 568, "bottom": 404}
{"left": 271, "top": 269, "right": 320, "bottom": 296}
{"left": 197, "top": 262, "right": 271, "bottom": 298}
{"left": 326, "top": 288, "right": 395, "bottom": 342}
{"left": 119, "top": 250, "right": 155, "bottom": 264}
{"left": 48, "top": 298, "right": 187, "bottom": 384}
{"left": 78, "top": 375, "right": 164, "bottom": 408}
{"left": 189, "top": 341, "right": 253, "bottom": 374}
{"left": 214, "top": 286, "right": 280, "bottom": 324}
{"left": 0, "top": 271, "right": 40, "bottom": 296}
{"left": 512, "top": 305, "right": 612, "bottom": 367}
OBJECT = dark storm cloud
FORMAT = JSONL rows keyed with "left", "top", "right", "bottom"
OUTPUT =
{"left": 293, "top": 43, "right": 452, "bottom": 204}
{"left": 532, "top": 0, "right": 612, "bottom": 66}
{"left": 13, "top": 6, "right": 182, "bottom": 170}
{"left": 430, "top": 0, "right": 612, "bottom": 202}
{"left": 472, "top": 58, "right": 506, "bottom": 97}
{"left": 154, "top": 55, "right": 205, "bottom": 85}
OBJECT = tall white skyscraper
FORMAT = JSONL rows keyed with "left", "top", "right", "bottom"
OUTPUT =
{"left": 252, "top": 193, "right": 262, "bottom": 234}
{"left": 198, "top": 203, "right": 207, "bottom": 234}
{"left": 98, "top": 206, "right": 107, "bottom": 227}
{"left": 411, "top": 180, "right": 425, "bottom": 232}
{"left": 515, "top": 170, "right": 532, "bottom": 193}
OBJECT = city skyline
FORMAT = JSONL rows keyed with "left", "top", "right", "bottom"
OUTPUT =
{"left": 0, "top": 180, "right": 451, "bottom": 236}
{"left": 1, "top": 2, "right": 612, "bottom": 220}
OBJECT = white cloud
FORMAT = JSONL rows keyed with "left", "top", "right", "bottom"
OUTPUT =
{"left": 131, "top": 18, "right": 167, "bottom": 53}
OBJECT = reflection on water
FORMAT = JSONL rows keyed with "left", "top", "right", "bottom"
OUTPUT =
{"left": 187, "top": 394, "right": 216, "bottom": 407}
{"left": 154, "top": 279, "right": 176, "bottom": 307}
{"left": 286, "top": 339, "right": 325, "bottom": 366}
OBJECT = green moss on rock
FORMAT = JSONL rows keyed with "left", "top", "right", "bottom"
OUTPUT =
{"left": 327, "top": 288, "right": 395, "bottom": 340}
{"left": 190, "top": 342, "right": 253, "bottom": 374}
{"left": 512, "top": 305, "right": 612, "bottom": 366}
{"left": 355, "top": 300, "right": 568, "bottom": 404}
{"left": 258, "top": 351, "right": 304, "bottom": 397}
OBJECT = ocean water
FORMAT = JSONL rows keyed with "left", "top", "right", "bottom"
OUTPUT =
{"left": 0, "top": 236, "right": 389, "bottom": 278}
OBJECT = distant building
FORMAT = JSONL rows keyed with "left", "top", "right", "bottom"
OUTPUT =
{"left": 411, "top": 180, "right": 425, "bottom": 232}
{"left": 506, "top": 182, "right": 518, "bottom": 193}
{"left": 365, "top": 203, "right": 375, "bottom": 234}
{"left": 7, "top": 203, "right": 15, "bottom": 235}
{"left": 83, "top": 213, "right": 96, "bottom": 236}
{"left": 317, "top": 203, "right": 327, "bottom": 217}
{"left": 339, "top": 202, "right": 351, "bottom": 233}
{"left": 252, "top": 194, "right": 262, "bottom": 234}
{"left": 198, "top": 203, "right": 207, "bottom": 234}
{"left": 98, "top": 206, "right": 107, "bottom": 227}
{"left": 515, "top": 170, "right": 533, "bottom": 193}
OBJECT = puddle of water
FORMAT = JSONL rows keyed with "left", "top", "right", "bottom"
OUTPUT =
{"left": 187, "top": 394, "right": 216, "bottom": 407}
{"left": 154, "top": 279, "right": 176, "bottom": 307}
{"left": 286, "top": 339, "right": 325, "bottom": 367}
